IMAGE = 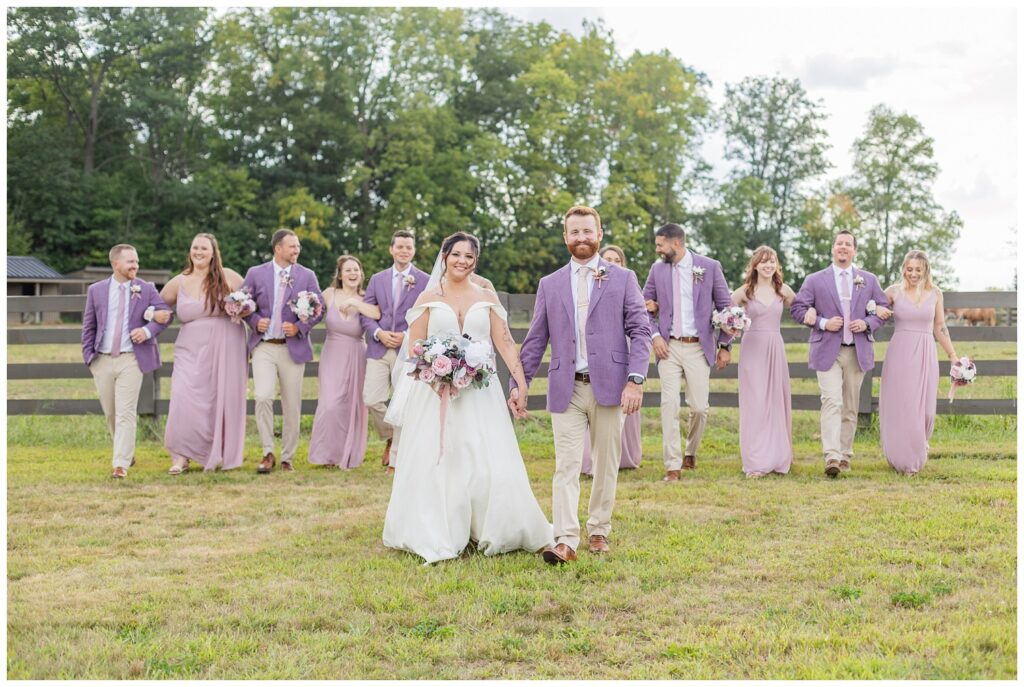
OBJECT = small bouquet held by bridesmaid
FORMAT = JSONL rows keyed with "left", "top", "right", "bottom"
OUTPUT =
{"left": 948, "top": 356, "right": 978, "bottom": 402}
{"left": 287, "top": 291, "right": 323, "bottom": 322}
{"left": 712, "top": 305, "right": 752, "bottom": 335}
{"left": 223, "top": 288, "right": 256, "bottom": 324}
{"left": 407, "top": 333, "right": 496, "bottom": 462}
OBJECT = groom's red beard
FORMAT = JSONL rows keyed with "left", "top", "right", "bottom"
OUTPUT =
{"left": 569, "top": 240, "right": 600, "bottom": 260}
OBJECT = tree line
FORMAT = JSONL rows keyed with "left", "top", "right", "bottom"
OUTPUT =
{"left": 7, "top": 7, "right": 960, "bottom": 291}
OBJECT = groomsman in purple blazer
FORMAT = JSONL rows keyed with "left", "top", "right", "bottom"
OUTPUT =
{"left": 241, "top": 229, "right": 325, "bottom": 474}
{"left": 790, "top": 230, "right": 889, "bottom": 477}
{"left": 81, "top": 244, "right": 173, "bottom": 478}
{"left": 360, "top": 230, "right": 429, "bottom": 471}
{"left": 642, "top": 223, "right": 734, "bottom": 481}
{"left": 513, "top": 206, "right": 651, "bottom": 565}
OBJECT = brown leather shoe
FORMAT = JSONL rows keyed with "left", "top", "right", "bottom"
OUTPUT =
{"left": 281, "top": 461, "right": 294, "bottom": 472}
{"left": 129, "top": 457, "right": 136, "bottom": 468}
{"left": 381, "top": 438, "right": 392, "bottom": 467}
{"left": 386, "top": 466, "right": 395, "bottom": 476}
{"left": 825, "top": 459, "right": 840, "bottom": 478}
{"left": 589, "top": 535, "right": 610, "bottom": 554}
{"left": 541, "top": 543, "right": 577, "bottom": 565}
{"left": 838, "top": 459, "right": 851, "bottom": 473}
{"left": 111, "top": 467, "right": 127, "bottom": 479}
{"left": 257, "top": 452, "right": 276, "bottom": 474}
{"left": 682, "top": 455, "right": 696, "bottom": 470}
{"left": 663, "top": 470, "right": 681, "bottom": 482}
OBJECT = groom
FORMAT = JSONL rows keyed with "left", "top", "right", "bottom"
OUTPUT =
{"left": 512, "top": 205, "right": 651, "bottom": 564}
{"left": 360, "top": 230, "right": 429, "bottom": 472}
{"left": 242, "top": 229, "right": 324, "bottom": 474}
{"left": 790, "top": 230, "right": 889, "bottom": 477}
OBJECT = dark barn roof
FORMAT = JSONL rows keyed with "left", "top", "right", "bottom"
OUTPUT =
{"left": 7, "top": 256, "right": 65, "bottom": 281}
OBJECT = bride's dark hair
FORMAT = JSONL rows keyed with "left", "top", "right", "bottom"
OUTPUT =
{"left": 438, "top": 232, "right": 481, "bottom": 293}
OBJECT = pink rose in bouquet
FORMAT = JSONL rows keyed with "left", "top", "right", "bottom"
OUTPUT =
{"left": 223, "top": 288, "right": 256, "bottom": 324}
{"left": 432, "top": 355, "right": 453, "bottom": 376}
{"left": 948, "top": 356, "right": 978, "bottom": 402}
{"left": 288, "top": 291, "right": 323, "bottom": 322}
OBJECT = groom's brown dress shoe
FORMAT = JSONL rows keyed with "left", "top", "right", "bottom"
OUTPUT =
{"left": 824, "top": 459, "right": 840, "bottom": 478}
{"left": 281, "top": 461, "right": 294, "bottom": 472}
{"left": 663, "top": 470, "right": 681, "bottom": 482}
{"left": 542, "top": 543, "right": 577, "bottom": 565}
{"left": 257, "top": 452, "right": 276, "bottom": 474}
{"left": 111, "top": 467, "right": 127, "bottom": 479}
{"left": 682, "top": 455, "right": 696, "bottom": 470}
{"left": 588, "top": 535, "right": 610, "bottom": 554}
{"left": 838, "top": 459, "right": 851, "bottom": 473}
{"left": 382, "top": 438, "right": 392, "bottom": 467}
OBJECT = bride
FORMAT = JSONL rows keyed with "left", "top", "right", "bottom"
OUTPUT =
{"left": 382, "top": 231, "right": 553, "bottom": 563}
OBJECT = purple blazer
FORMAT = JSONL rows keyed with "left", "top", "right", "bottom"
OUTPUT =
{"left": 790, "top": 266, "right": 889, "bottom": 372}
{"left": 241, "top": 261, "right": 324, "bottom": 364}
{"left": 514, "top": 260, "right": 652, "bottom": 413}
{"left": 359, "top": 265, "right": 430, "bottom": 360}
{"left": 81, "top": 278, "right": 172, "bottom": 374}
{"left": 642, "top": 253, "right": 734, "bottom": 366}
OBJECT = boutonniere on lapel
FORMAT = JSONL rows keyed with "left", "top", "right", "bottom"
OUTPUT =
{"left": 404, "top": 274, "right": 416, "bottom": 290}
{"left": 281, "top": 272, "right": 294, "bottom": 288}
{"left": 853, "top": 275, "right": 865, "bottom": 290}
{"left": 594, "top": 266, "right": 609, "bottom": 288}
{"left": 130, "top": 284, "right": 142, "bottom": 300}
{"left": 692, "top": 266, "right": 706, "bottom": 283}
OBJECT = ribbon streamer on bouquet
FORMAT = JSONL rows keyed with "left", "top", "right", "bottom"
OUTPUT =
{"left": 437, "top": 385, "right": 450, "bottom": 464}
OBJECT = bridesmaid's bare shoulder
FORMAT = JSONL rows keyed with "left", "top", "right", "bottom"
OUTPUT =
{"left": 223, "top": 268, "right": 244, "bottom": 290}
{"left": 781, "top": 283, "right": 796, "bottom": 305}
{"left": 730, "top": 286, "right": 747, "bottom": 306}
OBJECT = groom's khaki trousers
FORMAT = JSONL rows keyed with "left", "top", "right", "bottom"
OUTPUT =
{"left": 363, "top": 348, "right": 402, "bottom": 463}
{"left": 89, "top": 352, "right": 144, "bottom": 469}
{"left": 658, "top": 339, "right": 711, "bottom": 470}
{"left": 551, "top": 380, "right": 624, "bottom": 551}
{"left": 252, "top": 341, "right": 305, "bottom": 463}
{"left": 817, "top": 345, "right": 866, "bottom": 464}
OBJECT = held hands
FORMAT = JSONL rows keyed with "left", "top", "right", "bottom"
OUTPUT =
{"left": 152, "top": 309, "right": 172, "bottom": 325}
{"left": 621, "top": 381, "right": 642, "bottom": 415}
{"left": 129, "top": 327, "right": 149, "bottom": 344}
{"left": 848, "top": 319, "right": 868, "bottom": 334}
{"left": 256, "top": 317, "right": 271, "bottom": 333}
{"left": 282, "top": 322, "right": 299, "bottom": 337}
{"left": 715, "top": 348, "right": 731, "bottom": 370}
{"left": 803, "top": 307, "right": 818, "bottom": 327}
{"left": 507, "top": 388, "right": 528, "bottom": 419}
{"left": 824, "top": 316, "right": 844, "bottom": 332}
{"left": 652, "top": 337, "right": 670, "bottom": 360}
{"left": 379, "top": 331, "right": 404, "bottom": 349}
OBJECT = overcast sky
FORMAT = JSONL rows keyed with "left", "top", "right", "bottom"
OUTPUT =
{"left": 506, "top": 5, "right": 1018, "bottom": 290}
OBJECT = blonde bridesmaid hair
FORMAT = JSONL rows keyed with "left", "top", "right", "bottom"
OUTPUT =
{"left": 900, "top": 249, "right": 935, "bottom": 295}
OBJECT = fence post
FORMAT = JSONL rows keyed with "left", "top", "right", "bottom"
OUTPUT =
{"left": 857, "top": 367, "right": 874, "bottom": 428}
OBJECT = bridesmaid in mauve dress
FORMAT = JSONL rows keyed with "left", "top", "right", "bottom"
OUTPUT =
{"left": 308, "top": 255, "right": 379, "bottom": 469}
{"left": 161, "top": 233, "right": 248, "bottom": 473}
{"left": 879, "top": 250, "right": 959, "bottom": 475}
{"left": 732, "top": 246, "right": 796, "bottom": 478}
{"left": 581, "top": 245, "right": 642, "bottom": 477}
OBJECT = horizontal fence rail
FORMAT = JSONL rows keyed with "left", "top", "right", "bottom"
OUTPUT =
{"left": 7, "top": 291, "right": 1017, "bottom": 418}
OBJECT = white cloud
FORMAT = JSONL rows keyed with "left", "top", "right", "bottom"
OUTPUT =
{"left": 800, "top": 54, "right": 900, "bottom": 90}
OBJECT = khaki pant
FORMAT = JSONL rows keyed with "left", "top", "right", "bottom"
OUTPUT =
{"left": 551, "top": 381, "right": 624, "bottom": 551}
{"left": 89, "top": 352, "right": 144, "bottom": 469}
{"left": 816, "top": 346, "right": 866, "bottom": 464}
{"left": 252, "top": 342, "right": 306, "bottom": 463}
{"left": 363, "top": 348, "right": 401, "bottom": 452}
{"left": 658, "top": 339, "right": 711, "bottom": 470}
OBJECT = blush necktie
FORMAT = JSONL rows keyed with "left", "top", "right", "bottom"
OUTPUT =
{"left": 671, "top": 265, "right": 684, "bottom": 338}
{"left": 271, "top": 271, "right": 288, "bottom": 338}
{"left": 577, "top": 267, "right": 592, "bottom": 360}
{"left": 111, "top": 284, "right": 126, "bottom": 357}
{"left": 841, "top": 270, "right": 853, "bottom": 345}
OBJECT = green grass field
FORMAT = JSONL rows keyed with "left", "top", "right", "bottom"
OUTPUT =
{"left": 6, "top": 406, "right": 1016, "bottom": 679}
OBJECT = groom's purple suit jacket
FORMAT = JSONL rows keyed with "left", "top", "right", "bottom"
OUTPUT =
{"left": 514, "top": 260, "right": 652, "bottom": 413}
{"left": 359, "top": 265, "right": 430, "bottom": 360}
{"left": 81, "top": 278, "right": 172, "bottom": 374}
{"left": 790, "top": 266, "right": 889, "bottom": 372}
{"left": 241, "top": 261, "right": 324, "bottom": 364}
{"left": 642, "top": 253, "right": 734, "bottom": 367}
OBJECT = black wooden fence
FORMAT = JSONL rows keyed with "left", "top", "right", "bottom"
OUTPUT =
{"left": 7, "top": 291, "right": 1017, "bottom": 419}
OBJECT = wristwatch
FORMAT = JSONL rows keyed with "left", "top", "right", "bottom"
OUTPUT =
{"left": 718, "top": 343, "right": 732, "bottom": 352}
{"left": 627, "top": 374, "right": 645, "bottom": 385}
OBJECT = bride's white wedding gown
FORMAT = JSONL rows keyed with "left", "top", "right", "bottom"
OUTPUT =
{"left": 382, "top": 300, "right": 553, "bottom": 563}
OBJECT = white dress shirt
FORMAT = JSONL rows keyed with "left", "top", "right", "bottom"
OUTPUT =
{"left": 652, "top": 250, "right": 698, "bottom": 339}
{"left": 98, "top": 278, "right": 153, "bottom": 353}
{"left": 570, "top": 254, "right": 599, "bottom": 373}
{"left": 265, "top": 261, "right": 292, "bottom": 341}
{"left": 374, "top": 265, "right": 411, "bottom": 341}
{"left": 819, "top": 264, "right": 855, "bottom": 331}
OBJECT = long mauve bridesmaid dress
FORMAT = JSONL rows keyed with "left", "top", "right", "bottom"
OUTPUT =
{"left": 738, "top": 294, "right": 793, "bottom": 475}
{"left": 879, "top": 290, "right": 939, "bottom": 474}
{"left": 163, "top": 288, "right": 248, "bottom": 470}
{"left": 308, "top": 293, "right": 369, "bottom": 468}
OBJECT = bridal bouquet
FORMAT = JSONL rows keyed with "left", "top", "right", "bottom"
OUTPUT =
{"left": 712, "top": 305, "right": 752, "bottom": 333}
{"left": 287, "top": 291, "right": 323, "bottom": 322}
{"left": 223, "top": 288, "right": 256, "bottom": 324}
{"left": 948, "top": 356, "right": 978, "bottom": 403}
{"left": 408, "top": 333, "right": 496, "bottom": 462}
